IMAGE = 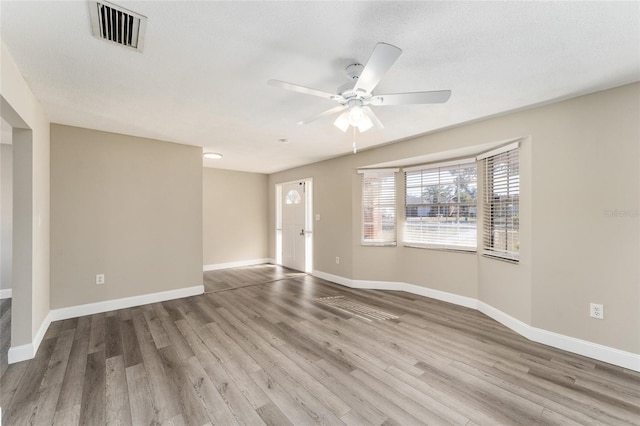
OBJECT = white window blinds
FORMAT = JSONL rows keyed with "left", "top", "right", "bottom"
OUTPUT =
{"left": 359, "top": 169, "right": 397, "bottom": 246}
{"left": 404, "top": 160, "right": 477, "bottom": 250}
{"left": 481, "top": 145, "right": 520, "bottom": 261}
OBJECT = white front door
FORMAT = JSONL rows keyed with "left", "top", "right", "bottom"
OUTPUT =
{"left": 281, "top": 181, "right": 307, "bottom": 272}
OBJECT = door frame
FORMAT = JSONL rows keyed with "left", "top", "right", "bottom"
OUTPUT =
{"left": 275, "top": 178, "right": 313, "bottom": 273}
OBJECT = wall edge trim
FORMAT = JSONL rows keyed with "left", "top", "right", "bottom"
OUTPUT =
{"left": 8, "top": 284, "right": 204, "bottom": 364}
{"left": 203, "top": 258, "right": 271, "bottom": 271}
{"left": 312, "top": 270, "right": 640, "bottom": 372}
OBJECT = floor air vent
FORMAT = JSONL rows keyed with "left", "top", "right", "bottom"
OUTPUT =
{"left": 89, "top": 1, "right": 147, "bottom": 51}
{"left": 314, "top": 296, "right": 398, "bottom": 321}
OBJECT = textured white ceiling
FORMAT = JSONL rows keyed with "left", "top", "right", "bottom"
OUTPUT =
{"left": 1, "top": 1, "right": 639, "bottom": 173}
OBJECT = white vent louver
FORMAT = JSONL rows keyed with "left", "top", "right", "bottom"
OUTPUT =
{"left": 89, "top": 1, "right": 146, "bottom": 51}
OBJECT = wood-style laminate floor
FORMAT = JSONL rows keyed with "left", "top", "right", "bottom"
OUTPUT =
{"left": 203, "top": 266, "right": 305, "bottom": 293}
{"left": 1, "top": 264, "right": 639, "bottom": 425}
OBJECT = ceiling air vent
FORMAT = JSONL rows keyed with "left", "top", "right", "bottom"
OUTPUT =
{"left": 89, "top": 1, "right": 147, "bottom": 51}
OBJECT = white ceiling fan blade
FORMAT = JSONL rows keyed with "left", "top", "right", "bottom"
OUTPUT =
{"left": 268, "top": 79, "right": 338, "bottom": 100}
{"left": 353, "top": 42, "right": 402, "bottom": 94}
{"left": 298, "top": 105, "right": 347, "bottom": 125}
{"left": 362, "top": 107, "right": 384, "bottom": 129}
{"left": 370, "top": 90, "right": 452, "bottom": 106}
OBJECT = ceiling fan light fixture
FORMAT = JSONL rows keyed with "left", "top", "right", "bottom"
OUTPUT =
{"left": 348, "top": 105, "right": 365, "bottom": 126}
{"left": 334, "top": 112, "right": 350, "bottom": 132}
{"left": 203, "top": 152, "right": 223, "bottom": 159}
{"left": 357, "top": 114, "right": 373, "bottom": 133}
{"left": 363, "top": 106, "right": 384, "bottom": 130}
{"left": 334, "top": 105, "right": 374, "bottom": 133}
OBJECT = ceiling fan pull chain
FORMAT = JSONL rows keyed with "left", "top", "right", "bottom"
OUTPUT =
{"left": 352, "top": 127, "right": 357, "bottom": 154}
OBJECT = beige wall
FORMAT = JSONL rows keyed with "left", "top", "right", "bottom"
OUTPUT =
{"left": 50, "top": 125, "right": 203, "bottom": 308}
{"left": 530, "top": 85, "right": 639, "bottom": 352}
{"left": 269, "top": 82, "right": 640, "bottom": 354}
{"left": 1, "top": 42, "right": 50, "bottom": 347}
{"left": 203, "top": 168, "right": 268, "bottom": 266}
{"left": 1, "top": 144, "right": 12, "bottom": 292}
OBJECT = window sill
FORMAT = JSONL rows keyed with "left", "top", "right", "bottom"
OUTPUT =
{"left": 403, "top": 244, "right": 476, "bottom": 254}
{"left": 481, "top": 253, "right": 519, "bottom": 264}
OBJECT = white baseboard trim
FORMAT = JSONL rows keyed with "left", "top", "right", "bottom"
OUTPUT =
{"left": 8, "top": 344, "right": 34, "bottom": 364}
{"left": 312, "top": 270, "right": 640, "bottom": 372}
{"left": 0, "top": 288, "right": 12, "bottom": 299}
{"left": 312, "top": 270, "right": 351, "bottom": 287}
{"left": 49, "top": 285, "right": 204, "bottom": 322}
{"left": 8, "top": 284, "right": 204, "bottom": 364}
{"left": 313, "top": 270, "right": 478, "bottom": 309}
{"left": 204, "top": 258, "right": 272, "bottom": 271}
{"left": 8, "top": 309, "right": 52, "bottom": 364}
{"left": 477, "top": 300, "right": 531, "bottom": 338}
{"left": 521, "top": 319, "right": 640, "bottom": 373}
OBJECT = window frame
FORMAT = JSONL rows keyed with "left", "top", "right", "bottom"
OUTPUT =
{"left": 403, "top": 158, "right": 478, "bottom": 251}
{"left": 478, "top": 142, "right": 520, "bottom": 262}
{"left": 359, "top": 168, "right": 398, "bottom": 247}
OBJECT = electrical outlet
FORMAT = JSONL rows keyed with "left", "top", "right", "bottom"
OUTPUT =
{"left": 96, "top": 274, "right": 105, "bottom": 285}
{"left": 590, "top": 303, "right": 604, "bottom": 319}
{"left": 335, "top": 256, "right": 340, "bottom": 264}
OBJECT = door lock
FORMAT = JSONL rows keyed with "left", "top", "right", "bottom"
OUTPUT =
{"left": 300, "top": 228, "right": 305, "bottom": 236}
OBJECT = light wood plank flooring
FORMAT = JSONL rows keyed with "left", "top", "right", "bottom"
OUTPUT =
{"left": 1, "top": 264, "right": 639, "bottom": 425}
{"left": 203, "top": 265, "right": 305, "bottom": 293}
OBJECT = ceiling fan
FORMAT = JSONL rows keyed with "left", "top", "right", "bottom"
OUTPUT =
{"left": 268, "top": 42, "right": 451, "bottom": 133}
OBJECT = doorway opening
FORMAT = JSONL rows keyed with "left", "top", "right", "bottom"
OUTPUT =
{"left": 1, "top": 96, "right": 35, "bottom": 365}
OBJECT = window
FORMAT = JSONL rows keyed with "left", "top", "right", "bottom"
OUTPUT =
{"left": 404, "top": 160, "right": 477, "bottom": 250}
{"left": 359, "top": 169, "right": 398, "bottom": 246}
{"left": 480, "top": 143, "right": 520, "bottom": 261}
{"left": 285, "top": 189, "right": 301, "bottom": 204}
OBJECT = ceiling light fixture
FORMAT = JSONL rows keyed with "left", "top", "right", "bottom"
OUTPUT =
{"left": 348, "top": 105, "right": 365, "bottom": 126}
{"left": 203, "top": 152, "right": 223, "bottom": 159}
{"left": 334, "top": 99, "right": 373, "bottom": 133}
